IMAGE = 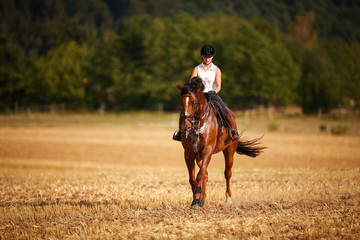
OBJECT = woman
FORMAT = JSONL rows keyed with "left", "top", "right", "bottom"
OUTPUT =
{"left": 173, "top": 44, "right": 240, "bottom": 141}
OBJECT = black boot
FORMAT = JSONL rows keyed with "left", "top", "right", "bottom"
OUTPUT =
{"left": 172, "top": 130, "right": 181, "bottom": 141}
{"left": 231, "top": 129, "right": 240, "bottom": 141}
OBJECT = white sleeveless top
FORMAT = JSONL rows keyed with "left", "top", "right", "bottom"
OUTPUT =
{"left": 197, "top": 63, "right": 218, "bottom": 93}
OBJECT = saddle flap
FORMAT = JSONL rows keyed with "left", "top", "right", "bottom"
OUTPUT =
{"left": 207, "top": 100, "right": 227, "bottom": 127}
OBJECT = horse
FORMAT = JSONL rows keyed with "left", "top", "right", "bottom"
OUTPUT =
{"left": 175, "top": 77, "right": 265, "bottom": 210}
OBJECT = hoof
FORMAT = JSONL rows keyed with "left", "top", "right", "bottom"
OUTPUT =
{"left": 191, "top": 198, "right": 205, "bottom": 210}
{"left": 225, "top": 196, "right": 232, "bottom": 204}
{"left": 225, "top": 193, "right": 232, "bottom": 204}
{"left": 191, "top": 204, "right": 200, "bottom": 210}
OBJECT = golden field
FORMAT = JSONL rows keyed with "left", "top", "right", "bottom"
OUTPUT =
{"left": 0, "top": 113, "right": 359, "bottom": 239}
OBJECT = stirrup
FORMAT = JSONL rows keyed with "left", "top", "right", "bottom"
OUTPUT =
{"left": 172, "top": 130, "right": 181, "bottom": 141}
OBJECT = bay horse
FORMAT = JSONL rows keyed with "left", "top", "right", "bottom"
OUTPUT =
{"left": 175, "top": 77, "right": 265, "bottom": 210}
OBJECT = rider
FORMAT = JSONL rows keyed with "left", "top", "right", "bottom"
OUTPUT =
{"left": 173, "top": 44, "right": 240, "bottom": 142}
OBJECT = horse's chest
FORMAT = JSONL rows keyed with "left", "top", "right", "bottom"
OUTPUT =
{"left": 183, "top": 124, "right": 211, "bottom": 154}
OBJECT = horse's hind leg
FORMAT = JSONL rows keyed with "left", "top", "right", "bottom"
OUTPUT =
{"left": 223, "top": 146, "right": 235, "bottom": 204}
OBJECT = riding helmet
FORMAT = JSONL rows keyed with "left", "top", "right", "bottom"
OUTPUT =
{"left": 200, "top": 45, "right": 215, "bottom": 57}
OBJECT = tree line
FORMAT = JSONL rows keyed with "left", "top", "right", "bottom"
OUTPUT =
{"left": 1, "top": 0, "right": 359, "bottom": 113}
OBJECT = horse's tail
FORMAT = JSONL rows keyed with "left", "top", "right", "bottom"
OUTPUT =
{"left": 236, "top": 135, "right": 266, "bottom": 157}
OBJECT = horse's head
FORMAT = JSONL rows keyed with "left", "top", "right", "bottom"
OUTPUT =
{"left": 175, "top": 77, "right": 206, "bottom": 128}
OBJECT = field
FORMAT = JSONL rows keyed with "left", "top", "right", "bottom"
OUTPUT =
{"left": 0, "top": 113, "right": 359, "bottom": 239}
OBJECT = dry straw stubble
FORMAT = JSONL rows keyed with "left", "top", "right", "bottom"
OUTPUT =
{"left": 0, "top": 114, "right": 359, "bottom": 239}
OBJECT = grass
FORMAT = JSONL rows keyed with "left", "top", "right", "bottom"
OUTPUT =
{"left": 0, "top": 113, "right": 359, "bottom": 239}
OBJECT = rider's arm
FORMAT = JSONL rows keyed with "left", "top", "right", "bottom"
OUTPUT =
{"left": 215, "top": 68, "right": 222, "bottom": 93}
{"left": 190, "top": 66, "right": 198, "bottom": 79}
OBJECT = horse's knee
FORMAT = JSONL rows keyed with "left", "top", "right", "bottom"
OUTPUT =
{"left": 189, "top": 178, "right": 196, "bottom": 187}
{"left": 196, "top": 170, "right": 209, "bottom": 184}
{"left": 224, "top": 169, "right": 232, "bottom": 180}
{"left": 196, "top": 175, "right": 204, "bottom": 184}
{"left": 204, "top": 170, "right": 209, "bottom": 181}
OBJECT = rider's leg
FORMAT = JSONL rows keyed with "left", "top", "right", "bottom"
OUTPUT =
{"left": 224, "top": 113, "right": 240, "bottom": 141}
{"left": 210, "top": 93, "right": 239, "bottom": 141}
{"left": 173, "top": 113, "right": 182, "bottom": 141}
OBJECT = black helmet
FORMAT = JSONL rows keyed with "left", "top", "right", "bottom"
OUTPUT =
{"left": 200, "top": 45, "right": 215, "bottom": 57}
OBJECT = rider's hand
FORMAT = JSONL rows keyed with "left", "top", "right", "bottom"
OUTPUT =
{"left": 208, "top": 90, "right": 216, "bottom": 99}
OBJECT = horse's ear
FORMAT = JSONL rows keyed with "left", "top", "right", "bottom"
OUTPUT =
{"left": 174, "top": 82, "right": 182, "bottom": 90}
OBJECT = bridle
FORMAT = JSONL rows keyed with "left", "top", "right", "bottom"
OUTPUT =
{"left": 180, "top": 93, "right": 199, "bottom": 121}
{"left": 180, "top": 92, "right": 210, "bottom": 131}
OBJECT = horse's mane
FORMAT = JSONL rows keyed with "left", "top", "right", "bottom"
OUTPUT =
{"left": 181, "top": 77, "right": 204, "bottom": 95}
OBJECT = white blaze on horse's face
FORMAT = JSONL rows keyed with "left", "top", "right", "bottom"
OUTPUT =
{"left": 184, "top": 97, "right": 191, "bottom": 116}
{"left": 181, "top": 95, "right": 198, "bottom": 130}
{"left": 183, "top": 96, "right": 197, "bottom": 117}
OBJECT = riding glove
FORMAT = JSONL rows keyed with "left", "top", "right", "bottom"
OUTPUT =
{"left": 208, "top": 90, "right": 216, "bottom": 99}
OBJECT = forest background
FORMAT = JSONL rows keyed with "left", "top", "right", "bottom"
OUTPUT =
{"left": 1, "top": 0, "right": 360, "bottom": 114}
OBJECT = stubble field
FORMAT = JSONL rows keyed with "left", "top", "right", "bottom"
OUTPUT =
{"left": 0, "top": 113, "right": 359, "bottom": 239}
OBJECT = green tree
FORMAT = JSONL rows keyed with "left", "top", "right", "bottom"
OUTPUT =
{"left": 37, "top": 41, "right": 90, "bottom": 108}
{"left": 110, "top": 13, "right": 206, "bottom": 110}
{"left": 0, "top": 29, "right": 27, "bottom": 112}
{"left": 322, "top": 40, "right": 360, "bottom": 109}
{"left": 284, "top": 36, "right": 332, "bottom": 114}
{"left": 110, "top": 15, "right": 155, "bottom": 110}
{"left": 84, "top": 33, "right": 123, "bottom": 111}
{"left": 218, "top": 18, "right": 301, "bottom": 108}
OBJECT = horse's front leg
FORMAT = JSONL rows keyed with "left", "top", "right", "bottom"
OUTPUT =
{"left": 191, "top": 152, "right": 211, "bottom": 210}
{"left": 184, "top": 151, "right": 197, "bottom": 201}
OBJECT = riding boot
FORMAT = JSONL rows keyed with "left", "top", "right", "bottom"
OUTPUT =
{"left": 225, "top": 115, "right": 240, "bottom": 141}
{"left": 173, "top": 113, "right": 183, "bottom": 141}
{"left": 230, "top": 129, "right": 240, "bottom": 141}
{"left": 173, "top": 130, "right": 181, "bottom": 141}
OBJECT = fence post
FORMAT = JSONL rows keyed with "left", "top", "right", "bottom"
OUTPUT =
{"left": 14, "top": 101, "right": 18, "bottom": 114}
{"left": 158, "top": 102, "right": 164, "bottom": 114}
{"left": 99, "top": 102, "right": 105, "bottom": 115}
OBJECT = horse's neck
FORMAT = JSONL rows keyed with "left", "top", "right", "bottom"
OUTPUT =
{"left": 196, "top": 92, "right": 209, "bottom": 119}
